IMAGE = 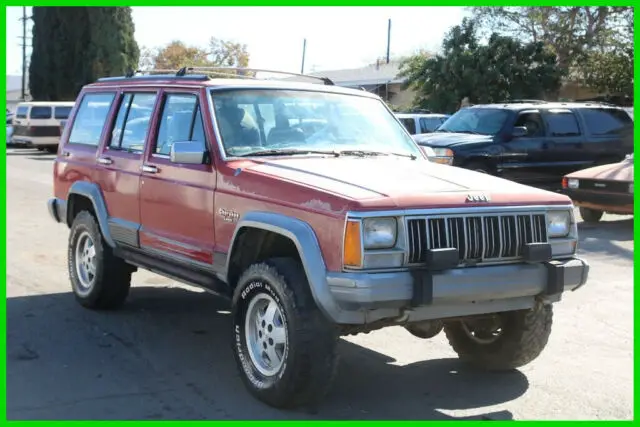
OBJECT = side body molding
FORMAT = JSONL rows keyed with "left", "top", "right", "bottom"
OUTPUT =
{"left": 67, "top": 181, "right": 117, "bottom": 248}
{"left": 226, "top": 211, "right": 351, "bottom": 323}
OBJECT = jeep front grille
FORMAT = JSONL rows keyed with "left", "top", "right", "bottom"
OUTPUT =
{"left": 406, "top": 213, "right": 548, "bottom": 265}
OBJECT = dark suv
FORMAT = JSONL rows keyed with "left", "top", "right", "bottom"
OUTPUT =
{"left": 47, "top": 69, "right": 589, "bottom": 410}
{"left": 413, "top": 101, "right": 634, "bottom": 186}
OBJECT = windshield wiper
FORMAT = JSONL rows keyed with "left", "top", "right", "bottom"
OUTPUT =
{"left": 339, "top": 149, "right": 417, "bottom": 160}
{"left": 453, "top": 130, "right": 482, "bottom": 135}
{"left": 236, "top": 148, "right": 339, "bottom": 157}
{"left": 236, "top": 148, "right": 416, "bottom": 160}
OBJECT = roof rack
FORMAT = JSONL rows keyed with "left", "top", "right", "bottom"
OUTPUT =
{"left": 183, "top": 66, "right": 334, "bottom": 85}
{"left": 97, "top": 66, "right": 335, "bottom": 86}
{"left": 500, "top": 99, "right": 548, "bottom": 104}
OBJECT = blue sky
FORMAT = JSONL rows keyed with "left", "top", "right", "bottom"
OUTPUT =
{"left": 5, "top": 6, "right": 468, "bottom": 76}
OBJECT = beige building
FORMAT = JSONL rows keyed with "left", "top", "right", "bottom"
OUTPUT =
{"left": 306, "top": 60, "right": 416, "bottom": 109}
{"left": 303, "top": 63, "right": 620, "bottom": 109}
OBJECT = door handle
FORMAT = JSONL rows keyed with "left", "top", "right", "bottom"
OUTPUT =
{"left": 62, "top": 151, "right": 71, "bottom": 157}
{"left": 141, "top": 165, "right": 158, "bottom": 174}
{"left": 97, "top": 157, "right": 113, "bottom": 165}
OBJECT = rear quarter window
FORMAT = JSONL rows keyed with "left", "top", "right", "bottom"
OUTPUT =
{"left": 67, "top": 93, "right": 116, "bottom": 146}
{"left": 580, "top": 108, "right": 633, "bottom": 135}
{"left": 16, "top": 106, "right": 28, "bottom": 119}
{"left": 29, "top": 106, "right": 52, "bottom": 119}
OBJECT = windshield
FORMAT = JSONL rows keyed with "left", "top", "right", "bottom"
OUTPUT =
{"left": 209, "top": 89, "right": 423, "bottom": 158}
{"left": 437, "top": 108, "right": 510, "bottom": 136}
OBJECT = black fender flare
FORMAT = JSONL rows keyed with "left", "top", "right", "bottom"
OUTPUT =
{"left": 67, "top": 181, "right": 116, "bottom": 248}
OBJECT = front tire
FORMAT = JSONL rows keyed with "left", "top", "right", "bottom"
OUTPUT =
{"left": 443, "top": 301, "right": 553, "bottom": 370}
{"left": 580, "top": 207, "right": 603, "bottom": 223}
{"left": 68, "top": 211, "right": 132, "bottom": 309}
{"left": 231, "top": 258, "right": 339, "bottom": 409}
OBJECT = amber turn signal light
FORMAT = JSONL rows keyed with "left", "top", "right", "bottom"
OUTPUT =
{"left": 343, "top": 220, "right": 363, "bottom": 268}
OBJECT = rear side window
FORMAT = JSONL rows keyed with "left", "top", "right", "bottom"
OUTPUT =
{"left": 68, "top": 92, "right": 116, "bottom": 146}
{"left": 399, "top": 118, "right": 416, "bottom": 134}
{"left": 580, "top": 108, "right": 633, "bottom": 135}
{"left": 16, "top": 106, "right": 28, "bottom": 119}
{"left": 54, "top": 106, "right": 73, "bottom": 120}
{"left": 545, "top": 111, "right": 581, "bottom": 137}
{"left": 109, "top": 92, "right": 157, "bottom": 153}
{"left": 30, "top": 106, "right": 52, "bottom": 119}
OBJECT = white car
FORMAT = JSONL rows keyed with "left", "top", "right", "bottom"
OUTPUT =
{"left": 395, "top": 113, "right": 450, "bottom": 135}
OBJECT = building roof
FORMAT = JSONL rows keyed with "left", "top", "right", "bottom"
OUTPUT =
{"left": 305, "top": 61, "right": 406, "bottom": 87}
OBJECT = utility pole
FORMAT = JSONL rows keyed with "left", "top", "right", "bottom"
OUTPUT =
{"left": 300, "top": 38, "right": 307, "bottom": 74}
{"left": 386, "top": 18, "right": 391, "bottom": 64}
{"left": 19, "top": 7, "right": 32, "bottom": 100}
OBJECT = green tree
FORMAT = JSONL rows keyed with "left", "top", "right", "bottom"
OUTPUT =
{"left": 469, "top": 7, "right": 634, "bottom": 96}
{"left": 399, "top": 18, "right": 564, "bottom": 113}
{"left": 29, "top": 7, "right": 139, "bottom": 101}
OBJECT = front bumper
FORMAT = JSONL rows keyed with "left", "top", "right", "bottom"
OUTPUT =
{"left": 325, "top": 258, "right": 588, "bottom": 324}
{"left": 563, "top": 188, "right": 633, "bottom": 213}
{"left": 47, "top": 198, "right": 67, "bottom": 224}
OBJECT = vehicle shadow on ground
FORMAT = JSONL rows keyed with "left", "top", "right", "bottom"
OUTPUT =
{"left": 7, "top": 286, "right": 525, "bottom": 420}
{"left": 576, "top": 217, "right": 633, "bottom": 261}
{"left": 27, "top": 156, "right": 55, "bottom": 161}
{"left": 6, "top": 148, "right": 52, "bottom": 156}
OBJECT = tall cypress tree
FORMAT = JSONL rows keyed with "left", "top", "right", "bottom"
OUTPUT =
{"left": 29, "top": 7, "right": 139, "bottom": 101}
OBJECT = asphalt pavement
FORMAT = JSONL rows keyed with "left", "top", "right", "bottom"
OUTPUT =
{"left": 5, "top": 148, "right": 634, "bottom": 420}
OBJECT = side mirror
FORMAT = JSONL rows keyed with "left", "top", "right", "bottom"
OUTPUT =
{"left": 512, "top": 126, "right": 528, "bottom": 138}
{"left": 170, "top": 141, "right": 207, "bottom": 164}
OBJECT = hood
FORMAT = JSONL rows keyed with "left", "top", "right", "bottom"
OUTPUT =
{"left": 566, "top": 158, "right": 633, "bottom": 182}
{"left": 235, "top": 156, "right": 570, "bottom": 210}
{"left": 413, "top": 132, "right": 493, "bottom": 148}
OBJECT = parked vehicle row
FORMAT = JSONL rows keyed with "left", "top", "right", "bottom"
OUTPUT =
{"left": 47, "top": 67, "right": 589, "bottom": 410}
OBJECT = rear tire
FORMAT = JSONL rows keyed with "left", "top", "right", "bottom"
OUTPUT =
{"left": 580, "top": 207, "right": 603, "bottom": 223}
{"left": 231, "top": 257, "right": 339, "bottom": 409}
{"left": 444, "top": 301, "right": 553, "bottom": 370}
{"left": 68, "top": 211, "right": 131, "bottom": 310}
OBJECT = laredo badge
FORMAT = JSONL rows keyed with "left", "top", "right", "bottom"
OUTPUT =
{"left": 218, "top": 208, "right": 240, "bottom": 223}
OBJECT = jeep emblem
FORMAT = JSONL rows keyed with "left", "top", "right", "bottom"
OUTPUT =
{"left": 466, "top": 193, "right": 490, "bottom": 203}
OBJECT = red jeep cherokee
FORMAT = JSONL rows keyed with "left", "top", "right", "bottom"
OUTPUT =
{"left": 48, "top": 68, "right": 589, "bottom": 409}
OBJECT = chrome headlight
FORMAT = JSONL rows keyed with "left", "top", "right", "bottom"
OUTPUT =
{"left": 431, "top": 148, "right": 454, "bottom": 165}
{"left": 363, "top": 217, "right": 397, "bottom": 249}
{"left": 547, "top": 211, "right": 571, "bottom": 238}
{"left": 420, "top": 145, "right": 436, "bottom": 158}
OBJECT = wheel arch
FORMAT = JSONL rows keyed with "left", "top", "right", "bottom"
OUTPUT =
{"left": 66, "top": 181, "right": 115, "bottom": 248}
{"left": 225, "top": 211, "right": 343, "bottom": 323}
